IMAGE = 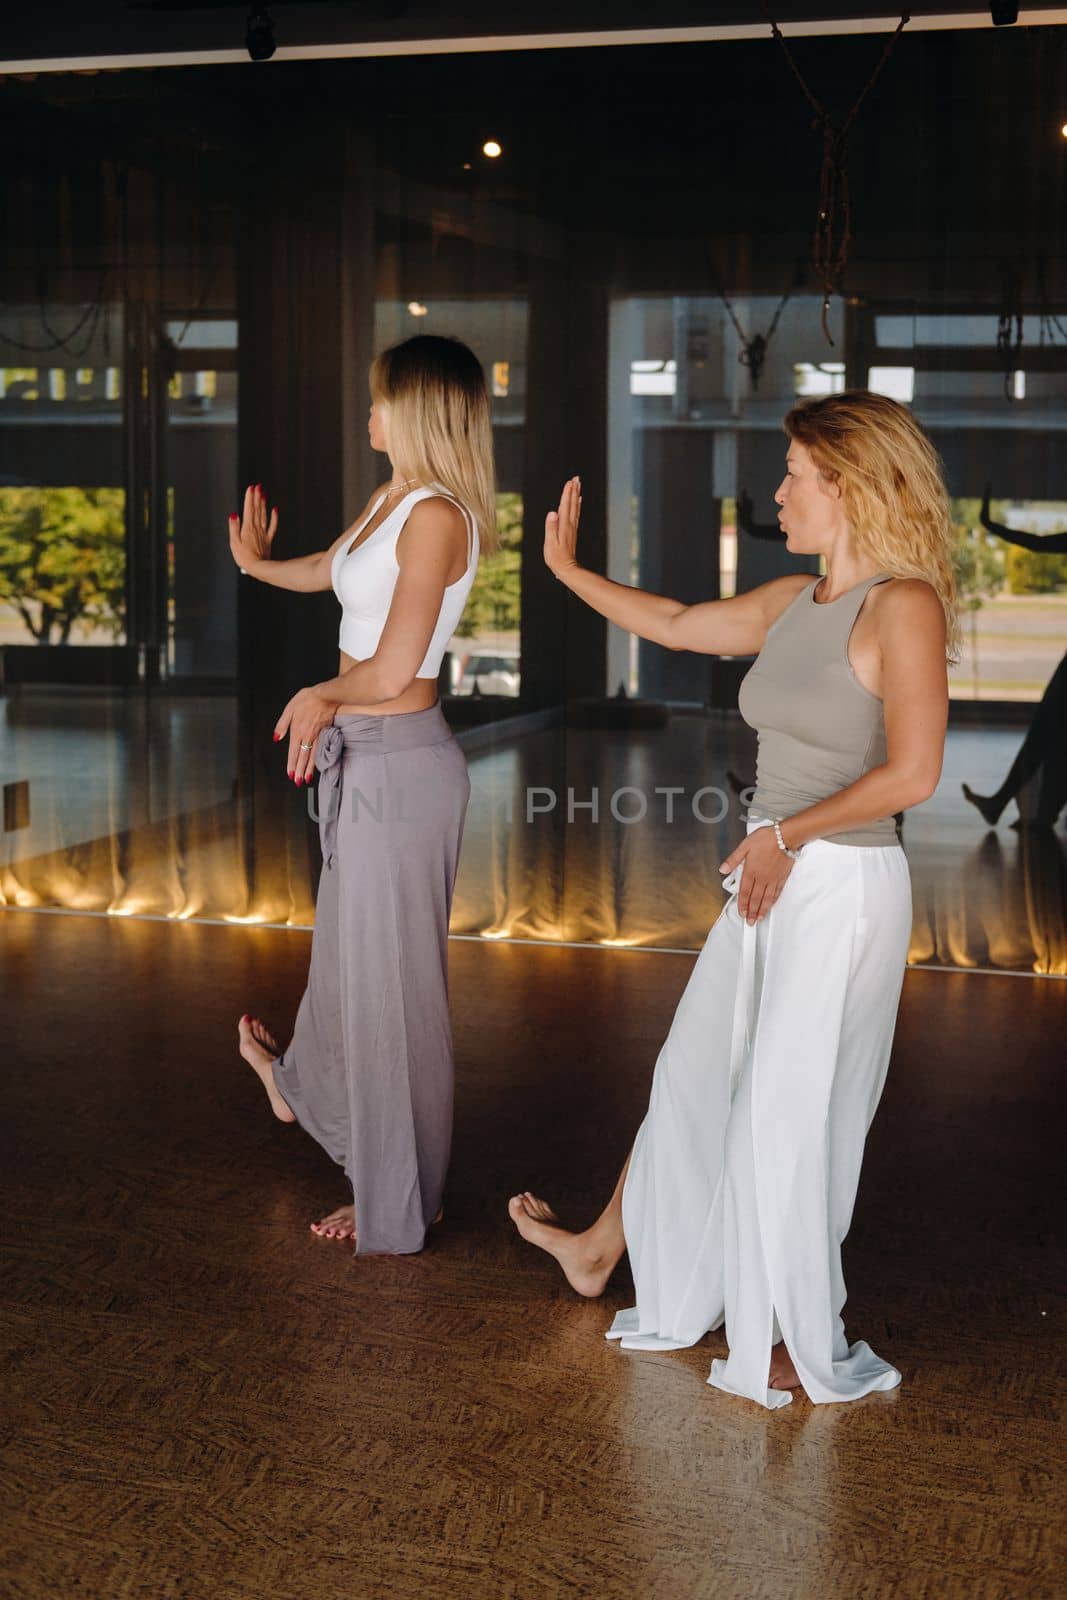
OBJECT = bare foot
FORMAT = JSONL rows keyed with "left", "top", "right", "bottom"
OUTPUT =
{"left": 507, "top": 1192, "right": 616, "bottom": 1298}
{"left": 768, "top": 1341, "right": 801, "bottom": 1391}
{"left": 238, "top": 1014, "right": 295, "bottom": 1123}
{"left": 249, "top": 1015, "right": 280, "bottom": 1055}
{"left": 311, "top": 1204, "right": 356, "bottom": 1240}
{"left": 961, "top": 782, "right": 1002, "bottom": 827}
{"left": 310, "top": 1203, "right": 443, "bottom": 1242}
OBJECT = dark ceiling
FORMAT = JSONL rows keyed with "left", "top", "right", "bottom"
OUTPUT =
{"left": 3, "top": 24, "right": 1064, "bottom": 276}
{"left": 1, "top": 2, "right": 1066, "bottom": 69}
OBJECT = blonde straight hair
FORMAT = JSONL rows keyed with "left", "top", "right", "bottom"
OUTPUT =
{"left": 370, "top": 334, "right": 499, "bottom": 556}
{"left": 784, "top": 390, "right": 961, "bottom": 662}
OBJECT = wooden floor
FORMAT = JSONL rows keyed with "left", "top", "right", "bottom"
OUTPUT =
{"left": 2, "top": 911, "right": 1065, "bottom": 1600}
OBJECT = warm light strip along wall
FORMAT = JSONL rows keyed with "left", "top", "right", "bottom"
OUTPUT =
{"left": 4, "top": 12, "right": 1067, "bottom": 76}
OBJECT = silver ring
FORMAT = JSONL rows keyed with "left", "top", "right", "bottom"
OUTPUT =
{"left": 299, "top": 741, "right": 313, "bottom": 750}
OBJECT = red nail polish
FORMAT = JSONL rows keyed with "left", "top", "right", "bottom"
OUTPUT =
{"left": 273, "top": 732, "right": 281, "bottom": 742}
{"left": 287, "top": 770, "right": 294, "bottom": 779}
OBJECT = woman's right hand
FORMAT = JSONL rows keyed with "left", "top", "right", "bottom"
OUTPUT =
{"left": 544, "top": 476, "right": 582, "bottom": 579}
{"left": 228, "top": 483, "right": 278, "bottom": 574}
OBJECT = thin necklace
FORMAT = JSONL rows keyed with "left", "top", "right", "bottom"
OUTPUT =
{"left": 382, "top": 476, "right": 417, "bottom": 500}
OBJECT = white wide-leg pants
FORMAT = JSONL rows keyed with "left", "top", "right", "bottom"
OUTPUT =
{"left": 607, "top": 818, "right": 913, "bottom": 1410}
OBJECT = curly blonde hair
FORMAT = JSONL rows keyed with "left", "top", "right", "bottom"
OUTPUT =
{"left": 784, "top": 389, "right": 960, "bottom": 662}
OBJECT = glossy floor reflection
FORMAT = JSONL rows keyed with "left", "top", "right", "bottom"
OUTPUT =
{"left": 3, "top": 699, "right": 1065, "bottom": 972}
{"left": 2, "top": 911, "right": 1064, "bottom": 1598}
{"left": 451, "top": 714, "right": 1066, "bottom": 973}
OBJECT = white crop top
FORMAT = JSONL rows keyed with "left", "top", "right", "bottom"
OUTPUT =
{"left": 329, "top": 485, "right": 480, "bottom": 679}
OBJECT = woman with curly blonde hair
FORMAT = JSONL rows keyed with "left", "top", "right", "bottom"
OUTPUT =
{"left": 510, "top": 390, "right": 955, "bottom": 1410}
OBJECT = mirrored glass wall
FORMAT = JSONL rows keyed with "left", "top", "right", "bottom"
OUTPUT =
{"left": 1, "top": 29, "right": 1064, "bottom": 971}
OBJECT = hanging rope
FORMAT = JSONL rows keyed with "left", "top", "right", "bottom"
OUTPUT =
{"left": 997, "top": 261, "right": 1025, "bottom": 401}
{"left": 768, "top": 13, "right": 910, "bottom": 344}
{"left": 709, "top": 259, "right": 800, "bottom": 388}
{"left": 0, "top": 266, "right": 110, "bottom": 357}
{"left": 167, "top": 128, "right": 221, "bottom": 352}
{"left": 1036, "top": 253, "right": 1067, "bottom": 347}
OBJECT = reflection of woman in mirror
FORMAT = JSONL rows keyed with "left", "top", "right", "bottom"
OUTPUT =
{"left": 961, "top": 493, "right": 1067, "bottom": 829}
{"left": 510, "top": 392, "right": 957, "bottom": 1410}
{"left": 226, "top": 336, "right": 496, "bottom": 1253}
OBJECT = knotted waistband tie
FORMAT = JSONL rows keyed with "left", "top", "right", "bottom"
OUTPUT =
{"left": 314, "top": 720, "right": 384, "bottom": 871}
{"left": 312, "top": 703, "right": 453, "bottom": 870}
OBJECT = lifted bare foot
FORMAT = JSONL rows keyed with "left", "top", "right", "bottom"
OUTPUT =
{"left": 238, "top": 1014, "right": 295, "bottom": 1123}
{"left": 507, "top": 1192, "right": 616, "bottom": 1298}
{"left": 768, "top": 1341, "right": 801, "bottom": 1391}
{"left": 249, "top": 1015, "right": 280, "bottom": 1055}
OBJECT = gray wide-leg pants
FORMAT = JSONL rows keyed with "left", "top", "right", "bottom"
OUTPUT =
{"left": 273, "top": 701, "right": 470, "bottom": 1255}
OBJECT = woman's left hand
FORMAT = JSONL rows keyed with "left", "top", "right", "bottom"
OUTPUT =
{"left": 545, "top": 476, "right": 582, "bottom": 578}
{"left": 274, "top": 685, "right": 340, "bottom": 786}
{"left": 718, "top": 825, "right": 797, "bottom": 924}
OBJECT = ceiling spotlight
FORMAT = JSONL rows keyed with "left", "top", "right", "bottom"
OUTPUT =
{"left": 407, "top": 301, "right": 428, "bottom": 317}
{"left": 246, "top": 4, "right": 276, "bottom": 61}
{"left": 1061, "top": 123, "right": 1067, "bottom": 139}
{"left": 482, "top": 140, "right": 502, "bottom": 159}
{"left": 990, "top": 2, "right": 1018, "bottom": 22}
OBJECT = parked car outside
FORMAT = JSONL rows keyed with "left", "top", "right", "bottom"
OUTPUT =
{"left": 458, "top": 649, "right": 520, "bottom": 696}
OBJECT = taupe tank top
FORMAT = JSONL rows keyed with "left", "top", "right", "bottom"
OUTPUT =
{"left": 737, "top": 573, "right": 898, "bottom": 849}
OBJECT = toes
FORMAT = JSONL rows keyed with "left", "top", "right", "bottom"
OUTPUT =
{"left": 250, "top": 1018, "right": 280, "bottom": 1053}
{"left": 312, "top": 1207, "right": 355, "bottom": 1239}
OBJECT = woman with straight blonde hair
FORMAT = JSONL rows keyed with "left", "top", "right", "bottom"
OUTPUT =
{"left": 510, "top": 390, "right": 956, "bottom": 1409}
{"left": 228, "top": 334, "right": 497, "bottom": 1255}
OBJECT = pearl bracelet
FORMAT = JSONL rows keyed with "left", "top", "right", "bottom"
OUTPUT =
{"left": 772, "top": 819, "right": 802, "bottom": 860}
